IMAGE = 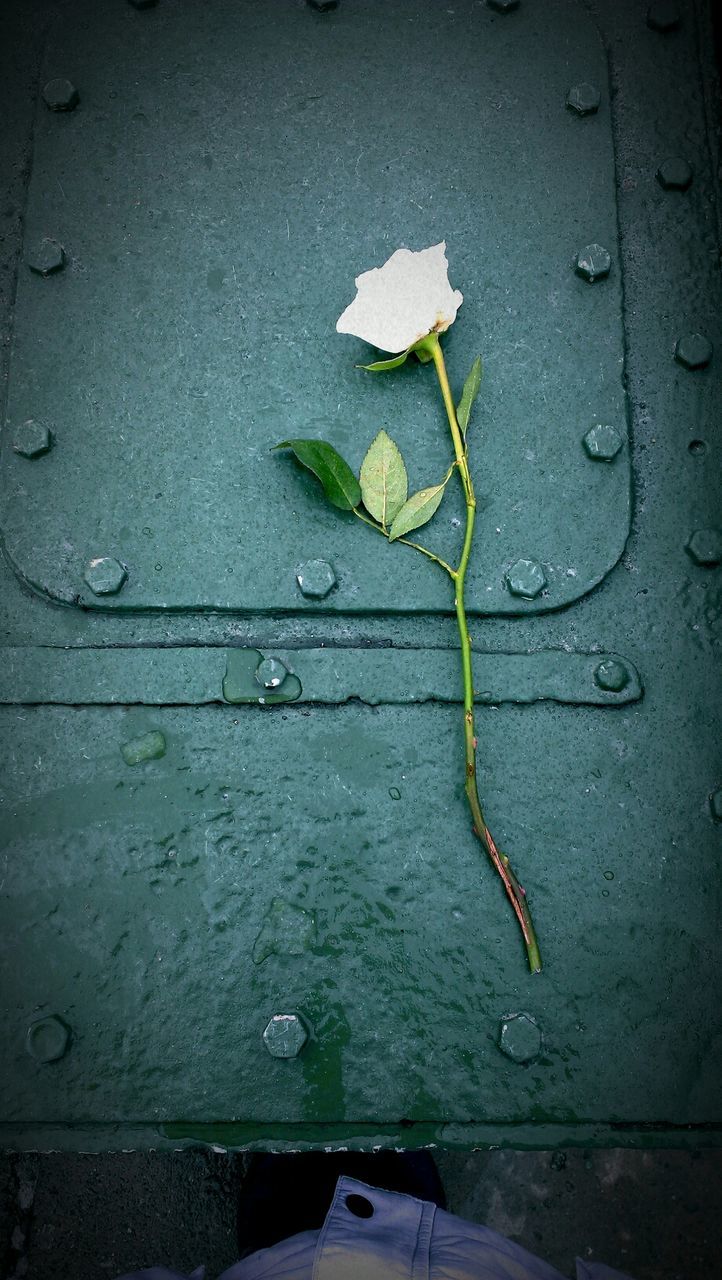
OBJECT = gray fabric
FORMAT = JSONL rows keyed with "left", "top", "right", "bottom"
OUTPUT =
{"left": 116, "top": 1176, "right": 636, "bottom": 1280}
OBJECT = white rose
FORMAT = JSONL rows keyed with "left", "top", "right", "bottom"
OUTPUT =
{"left": 336, "top": 241, "right": 463, "bottom": 354}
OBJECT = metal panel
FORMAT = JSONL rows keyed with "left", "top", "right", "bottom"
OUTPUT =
{"left": 0, "top": 0, "right": 629, "bottom": 614}
{"left": 0, "top": 0, "right": 720, "bottom": 1150}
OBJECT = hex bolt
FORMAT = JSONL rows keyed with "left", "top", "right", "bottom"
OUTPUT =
{"left": 593, "top": 659, "right": 630, "bottom": 693}
{"left": 498, "top": 1013, "right": 542, "bottom": 1063}
{"left": 583, "top": 424, "right": 624, "bottom": 461}
{"left": 656, "top": 157, "right": 693, "bottom": 191}
{"left": 26, "top": 1015, "right": 71, "bottom": 1063}
{"left": 647, "top": 1, "right": 680, "bottom": 32}
{"left": 26, "top": 239, "right": 66, "bottom": 277}
{"left": 566, "top": 83, "right": 601, "bottom": 116}
{"left": 296, "top": 559, "right": 337, "bottom": 600}
{"left": 121, "top": 730, "right": 166, "bottom": 766}
{"left": 674, "top": 334, "right": 712, "bottom": 371}
{"left": 709, "top": 790, "right": 722, "bottom": 822}
{"left": 42, "top": 78, "right": 80, "bottom": 112}
{"left": 84, "top": 556, "right": 128, "bottom": 596}
{"left": 505, "top": 558, "right": 547, "bottom": 600}
{"left": 12, "top": 420, "right": 52, "bottom": 459}
{"left": 575, "top": 244, "right": 611, "bottom": 283}
{"left": 487, "top": 0, "right": 520, "bottom": 11}
{"left": 255, "top": 656, "right": 289, "bottom": 690}
{"left": 685, "top": 529, "right": 722, "bottom": 567}
{"left": 262, "top": 1013, "right": 308, "bottom": 1059}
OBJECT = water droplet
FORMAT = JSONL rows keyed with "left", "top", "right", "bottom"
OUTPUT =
{"left": 142, "top": 526, "right": 152, "bottom": 536}
{"left": 603, "top": 870, "right": 614, "bottom": 881}
{"left": 154, "top": 563, "right": 162, "bottom": 571}
{"left": 389, "top": 786, "right": 401, "bottom": 800}
{"left": 602, "top": 889, "right": 610, "bottom": 897}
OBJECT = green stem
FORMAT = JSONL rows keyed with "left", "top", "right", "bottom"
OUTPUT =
{"left": 429, "top": 334, "right": 542, "bottom": 974}
{"left": 353, "top": 507, "right": 456, "bottom": 578}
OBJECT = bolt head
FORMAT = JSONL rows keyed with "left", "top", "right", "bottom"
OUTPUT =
{"left": 296, "top": 559, "right": 337, "bottom": 600}
{"left": 593, "top": 659, "right": 630, "bottom": 692}
{"left": 685, "top": 529, "right": 722, "bottom": 568}
{"left": 583, "top": 423, "right": 624, "bottom": 462}
{"left": 42, "top": 78, "right": 80, "bottom": 112}
{"left": 84, "top": 556, "right": 128, "bottom": 596}
{"left": 27, "top": 238, "right": 66, "bottom": 276}
{"left": 487, "top": 0, "right": 520, "bottom": 11}
{"left": 647, "top": 1, "right": 680, "bottom": 32}
{"left": 255, "top": 656, "right": 289, "bottom": 690}
{"left": 710, "top": 790, "right": 722, "bottom": 822}
{"left": 505, "top": 558, "right": 547, "bottom": 600}
{"left": 656, "top": 156, "right": 693, "bottom": 191}
{"left": 566, "top": 83, "right": 601, "bottom": 116}
{"left": 675, "top": 333, "right": 712, "bottom": 371}
{"left": 26, "top": 1015, "right": 71, "bottom": 1063}
{"left": 263, "top": 1013, "right": 308, "bottom": 1058}
{"left": 499, "top": 1013, "right": 541, "bottom": 1063}
{"left": 12, "top": 420, "right": 52, "bottom": 459}
{"left": 575, "top": 244, "right": 611, "bottom": 283}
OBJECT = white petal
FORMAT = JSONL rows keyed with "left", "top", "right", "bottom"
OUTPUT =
{"left": 336, "top": 241, "right": 463, "bottom": 353}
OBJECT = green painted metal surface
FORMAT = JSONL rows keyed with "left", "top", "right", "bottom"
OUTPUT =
{"left": 0, "top": 0, "right": 629, "bottom": 616}
{"left": 0, "top": 0, "right": 720, "bottom": 1151}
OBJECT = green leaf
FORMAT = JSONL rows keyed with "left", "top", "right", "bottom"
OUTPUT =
{"left": 359, "top": 430, "right": 408, "bottom": 527}
{"left": 274, "top": 439, "right": 361, "bottom": 511}
{"left": 359, "top": 346, "right": 413, "bottom": 372}
{"left": 388, "top": 481, "right": 447, "bottom": 541}
{"left": 456, "top": 356, "right": 483, "bottom": 437}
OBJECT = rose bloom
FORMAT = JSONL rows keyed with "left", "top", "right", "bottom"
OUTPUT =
{"left": 336, "top": 241, "right": 463, "bottom": 354}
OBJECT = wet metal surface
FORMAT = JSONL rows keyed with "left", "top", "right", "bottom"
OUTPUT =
{"left": 0, "top": 0, "right": 720, "bottom": 1150}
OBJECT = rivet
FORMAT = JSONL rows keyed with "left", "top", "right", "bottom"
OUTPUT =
{"left": 84, "top": 556, "right": 128, "bottom": 596}
{"left": 593, "top": 659, "right": 630, "bottom": 692}
{"left": 121, "top": 730, "right": 166, "bottom": 766}
{"left": 656, "top": 156, "right": 693, "bottom": 191}
{"left": 26, "top": 1015, "right": 71, "bottom": 1063}
{"left": 582, "top": 423, "right": 624, "bottom": 461}
{"left": 262, "top": 1013, "right": 308, "bottom": 1059}
{"left": 685, "top": 529, "right": 722, "bottom": 567}
{"left": 12, "top": 420, "right": 52, "bottom": 459}
{"left": 709, "top": 789, "right": 722, "bottom": 822}
{"left": 42, "top": 78, "right": 80, "bottom": 112}
{"left": 498, "top": 1013, "right": 541, "bottom": 1063}
{"left": 306, "top": 0, "right": 338, "bottom": 9}
{"left": 575, "top": 244, "right": 611, "bottom": 283}
{"left": 646, "top": 1, "right": 680, "bottom": 32}
{"left": 566, "top": 83, "right": 601, "bottom": 116}
{"left": 505, "top": 558, "right": 547, "bottom": 600}
{"left": 26, "top": 239, "right": 66, "bottom": 276}
{"left": 487, "top": 0, "right": 520, "bottom": 11}
{"left": 255, "top": 656, "right": 289, "bottom": 690}
{"left": 674, "top": 334, "right": 712, "bottom": 370}
{"left": 296, "top": 559, "right": 337, "bottom": 600}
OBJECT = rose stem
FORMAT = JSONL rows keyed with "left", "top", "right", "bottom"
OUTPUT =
{"left": 427, "top": 333, "right": 542, "bottom": 975}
